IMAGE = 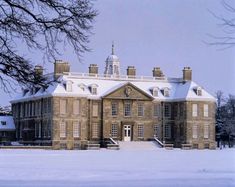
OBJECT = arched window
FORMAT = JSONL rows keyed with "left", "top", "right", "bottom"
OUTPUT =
{"left": 152, "top": 87, "right": 159, "bottom": 97}
{"left": 162, "top": 87, "right": 170, "bottom": 97}
{"left": 194, "top": 86, "right": 202, "bottom": 96}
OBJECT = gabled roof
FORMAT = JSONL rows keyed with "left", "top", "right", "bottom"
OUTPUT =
{"left": 102, "top": 82, "right": 154, "bottom": 100}
{"left": 0, "top": 116, "right": 15, "bottom": 131}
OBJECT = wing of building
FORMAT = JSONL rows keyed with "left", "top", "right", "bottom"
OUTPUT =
{"left": 11, "top": 46, "right": 216, "bottom": 149}
{"left": 0, "top": 116, "right": 16, "bottom": 144}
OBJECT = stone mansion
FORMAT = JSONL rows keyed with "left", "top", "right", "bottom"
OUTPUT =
{"left": 11, "top": 45, "right": 216, "bottom": 149}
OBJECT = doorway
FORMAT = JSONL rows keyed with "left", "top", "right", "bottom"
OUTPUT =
{"left": 123, "top": 125, "right": 131, "bottom": 141}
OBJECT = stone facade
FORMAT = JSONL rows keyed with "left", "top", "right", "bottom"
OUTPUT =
{"left": 11, "top": 83, "right": 216, "bottom": 150}
{"left": 11, "top": 47, "right": 216, "bottom": 150}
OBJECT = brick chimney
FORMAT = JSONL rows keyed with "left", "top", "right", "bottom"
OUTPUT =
{"left": 89, "top": 64, "right": 98, "bottom": 75}
{"left": 127, "top": 66, "right": 136, "bottom": 78}
{"left": 183, "top": 67, "right": 192, "bottom": 81}
{"left": 152, "top": 67, "right": 164, "bottom": 78}
{"left": 54, "top": 60, "right": 70, "bottom": 79}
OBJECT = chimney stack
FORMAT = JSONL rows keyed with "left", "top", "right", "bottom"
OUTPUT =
{"left": 54, "top": 60, "right": 70, "bottom": 79}
{"left": 127, "top": 66, "right": 136, "bottom": 78}
{"left": 183, "top": 67, "right": 192, "bottom": 81}
{"left": 34, "top": 65, "right": 43, "bottom": 76}
{"left": 152, "top": 67, "right": 164, "bottom": 78}
{"left": 89, "top": 64, "right": 98, "bottom": 75}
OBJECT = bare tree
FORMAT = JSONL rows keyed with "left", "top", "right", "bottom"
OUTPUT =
{"left": 216, "top": 92, "right": 235, "bottom": 147}
{"left": 0, "top": 0, "right": 97, "bottom": 92}
{"left": 208, "top": 0, "right": 235, "bottom": 49}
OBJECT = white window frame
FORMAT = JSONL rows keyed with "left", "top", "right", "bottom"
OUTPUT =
{"left": 192, "top": 104, "right": 198, "bottom": 117}
{"left": 124, "top": 101, "right": 131, "bottom": 117}
{"left": 204, "top": 124, "right": 209, "bottom": 139}
{"left": 73, "top": 122, "right": 80, "bottom": 138}
{"left": 197, "top": 87, "right": 202, "bottom": 96}
{"left": 203, "top": 104, "right": 209, "bottom": 117}
{"left": 154, "top": 104, "right": 160, "bottom": 117}
{"left": 92, "top": 123, "right": 99, "bottom": 138}
{"left": 137, "top": 103, "right": 144, "bottom": 117}
{"left": 153, "top": 88, "right": 158, "bottom": 97}
{"left": 154, "top": 124, "right": 159, "bottom": 137}
{"left": 111, "top": 124, "right": 118, "bottom": 138}
{"left": 162, "top": 87, "right": 170, "bottom": 97}
{"left": 192, "top": 124, "right": 198, "bottom": 139}
{"left": 111, "top": 102, "right": 118, "bottom": 116}
{"left": 138, "top": 124, "right": 144, "bottom": 138}
{"left": 60, "top": 122, "right": 66, "bottom": 138}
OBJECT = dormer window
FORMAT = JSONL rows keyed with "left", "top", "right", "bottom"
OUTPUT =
{"left": 194, "top": 87, "right": 202, "bottom": 96}
{"left": 66, "top": 80, "right": 73, "bottom": 92}
{"left": 23, "top": 89, "right": 29, "bottom": 97}
{"left": 1, "top": 121, "right": 6, "bottom": 126}
{"left": 152, "top": 87, "right": 159, "bottom": 97}
{"left": 162, "top": 87, "right": 170, "bottom": 97}
{"left": 90, "top": 84, "right": 98, "bottom": 95}
{"left": 78, "top": 83, "right": 86, "bottom": 91}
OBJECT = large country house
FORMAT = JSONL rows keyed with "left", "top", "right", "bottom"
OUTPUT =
{"left": 11, "top": 45, "right": 216, "bottom": 149}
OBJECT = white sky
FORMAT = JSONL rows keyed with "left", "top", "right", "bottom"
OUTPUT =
{"left": 0, "top": 0, "right": 234, "bottom": 106}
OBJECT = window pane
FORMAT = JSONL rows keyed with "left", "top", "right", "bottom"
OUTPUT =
{"left": 192, "top": 124, "right": 198, "bottom": 139}
{"left": 92, "top": 123, "right": 99, "bottom": 138}
{"left": 164, "top": 104, "right": 171, "bottom": 118}
{"left": 111, "top": 102, "right": 118, "bottom": 116}
{"left": 124, "top": 102, "right": 131, "bottom": 117}
{"left": 60, "top": 122, "right": 66, "bottom": 138}
{"left": 138, "top": 103, "right": 144, "bottom": 117}
{"left": 204, "top": 124, "right": 209, "bottom": 139}
{"left": 138, "top": 124, "right": 144, "bottom": 138}
{"left": 73, "top": 122, "right": 80, "bottom": 138}
{"left": 111, "top": 124, "right": 118, "bottom": 137}
{"left": 204, "top": 104, "right": 208, "bottom": 117}
{"left": 154, "top": 125, "right": 160, "bottom": 137}
{"left": 164, "top": 123, "right": 171, "bottom": 139}
{"left": 192, "top": 104, "right": 198, "bottom": 117}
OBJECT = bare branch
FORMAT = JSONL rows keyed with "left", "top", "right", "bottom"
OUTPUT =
{"left": 0, "top": 0, "right": 97, "bottom": 92}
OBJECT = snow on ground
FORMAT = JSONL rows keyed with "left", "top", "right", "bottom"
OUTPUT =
{"left": 0, "top": 148, "right": 234, "bottom": 187}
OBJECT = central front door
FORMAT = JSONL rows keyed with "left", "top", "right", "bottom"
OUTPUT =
{"left": 124, "top": 125, "right": 131, "bottom": 141}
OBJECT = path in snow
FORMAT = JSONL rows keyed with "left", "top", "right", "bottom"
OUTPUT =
{"left": 119, "top": 141, "right": 160, "bottom": 150}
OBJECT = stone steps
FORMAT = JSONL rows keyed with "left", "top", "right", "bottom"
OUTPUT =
{"left": 119, "top": 141, "right": 160, "bottom": 150}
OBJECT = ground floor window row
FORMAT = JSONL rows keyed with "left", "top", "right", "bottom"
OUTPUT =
{"left": 16, "top": 121, "right": 52, "bottom": 140}
{"left": 110, "top": 123, "right": 171, "bottom": 139}
{"left": 15, "top": 122, "right": 212, "bottom": 141}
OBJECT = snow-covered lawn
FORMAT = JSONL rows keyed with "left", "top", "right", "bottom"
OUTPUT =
{"left": 0, "top": 149, "right": 234, "bottom": 187}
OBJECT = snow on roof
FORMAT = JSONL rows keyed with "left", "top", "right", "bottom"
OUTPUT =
{"left": 11, "top": 73, "right": 216, "bottom": 103}
{"left": 0, "top": 116, "right": 15, "bottom": 131}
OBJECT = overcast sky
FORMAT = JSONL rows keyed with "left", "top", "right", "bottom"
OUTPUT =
{"left": 0, "top": 0, "right": 235, "bottom": 106}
